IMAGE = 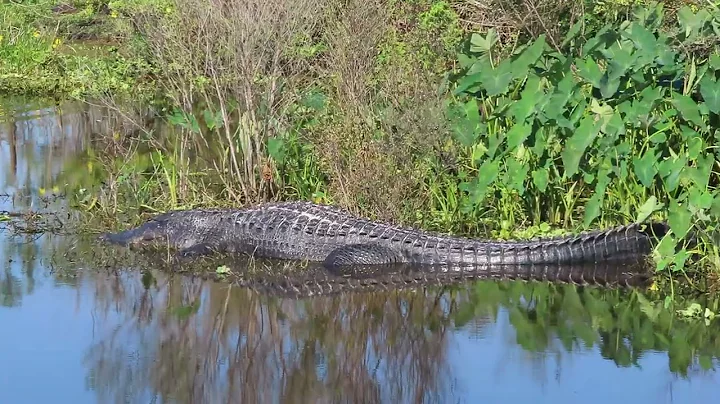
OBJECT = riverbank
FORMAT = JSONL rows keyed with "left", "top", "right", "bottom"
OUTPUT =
{"left": 2, "top": 0, "right": 720, "bottom": 288}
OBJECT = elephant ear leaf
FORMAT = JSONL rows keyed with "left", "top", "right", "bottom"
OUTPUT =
{"left": 635, "top": 196, "right": 661, "bottom": 223}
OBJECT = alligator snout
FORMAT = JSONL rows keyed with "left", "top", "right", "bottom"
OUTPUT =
{"left": 97, "top": 230, "right": 143, "bottom": 246}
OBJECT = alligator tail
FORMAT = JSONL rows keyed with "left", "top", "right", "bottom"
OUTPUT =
{"left": 494, "top": 221, "right": 670, "bottom": 265}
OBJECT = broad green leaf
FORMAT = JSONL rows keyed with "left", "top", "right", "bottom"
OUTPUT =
{"left": 617, "top": 100, "right": 637, "bottom": 123}
{"left": 188, "top": 114, "right": 201, "bottom": 134}
{"left": 679, "top": 125, "right": 699, "bottom": 141}
{"left": 684, "top": 153, "right": 713, "bottom": 188}
{"left": 654, "top": 235, "right": 677, "bottom": 269}
{"left": 632, "top": 148, "right": 658, "bottom": 187}
{"left": 648, "top": 131, "right": 667, "bottom": 144}
{"left": 635, "top": 196, "right": 661, "bottom": 223}
{"left": 668, "top": 201, "right": 692, "bottom": 239}
{"left": 505, "top": 122, "right": 532, "bottom": 151}
{"left": 532, "top": 168, "right": 549, "bottom": 192}
{"left": 468, "top": 160, "right": 500, "bottom": 205}
{"left": 487, "top": 130, "right": 504, "bottom": 159}
{"left": 465, "top": 98, "right": 481, "bottom": 128}
{"left": 457, "top": 54, "right": 475, "bottom": 69}
{"left": 627, "top": 22, "right": 658, "bottom": 65}
{"left": 699, "top": 75, "right": 720, "bottom": 114}
{"left": 470, "top": 29, "right": 499, "bottom": 54}
{"left": 561, "top": 20, "right": 582, "bottom": 48}
{"left": 656, "top": 46, "right": 677, "bottom": 67}
{"left": 482, "top": 59, "right": 514, "bottom": 96}
{"left": 542, "top": 74, "right": 575, "bottom": 121}
{"left": 452, "top": 99, "right": 481, "bottom": 146}
{"left": 509, "top": 75, "right": 542, "bottom": 122}
{"left": 167, "top": 109, "right": 188, "bottom": 127}
{"left": 687, "top": 137, "right": 703, "bottom": 160}
{"left": 568, "top": 98, "right": 589, "bottom": 126}
{"left": 710, "top": 53, "right": 720, "bottom": 70}
{"left": 590, "top": 99, "right": 613, "bottom": 120}
{"left": 578, "top": 57, "right": 603, "bottom": 88}
{"left": 301, "top": 91, "right": 327, "bottom": 110}
{"left": 602, "top": 43, "right": 638, "bottom": 81}
{"left": 582, "top": 24, "right": 612, "bottom": 56}
{"left": 454, "top": 72, "right": 483, "bottom": 94}
{"left": 505, "top": 157, "right": 529, "bottom": 194}
{"left": 658, "top": 154, "right": 687, "bottom": 192}
{"left": 637, "top": 85, "right": 664, "bottom": 115}
{"left": 599, "top": 75, "right": 621, "bottom": 99}
{"left": 590, "top": 99, "right": 624, "bottom": 136}
{"left": 561, "top": 116, "right": 601, "bottom": 177}
{"left": 202, "top": 108, "right": 221, "bottom": 131}
{"left": 603, "top": 112, "right": 626, "bottom": 137}
{"left": 671, "top": 94, "right": 705, "bottom": 128}
{"left": 530, "top": 130, "right": 548, "bottom": 156}
{"left": 510, "top": 35, "right": 546, "bottom": 75}
{"left": 583, "top": 193, "right": 603, "bottom": 227}
{"left": 267, "top": 137, "right": 286, "bottom": 162}
{"left": 688, "top": 186, "right": 713, "bottom": 210}
{"left": 677, "top": 6, "right": 711, "bottom": 39}
{"left": 594, "top": 166, "right": 611, "bottom": 193}
{"left": 712, "top": 193, "right": 720, "bottom": 220}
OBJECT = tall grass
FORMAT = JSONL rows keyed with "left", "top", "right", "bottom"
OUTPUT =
{"left": 126, "top": 0, "right": 339, "bottom": 203}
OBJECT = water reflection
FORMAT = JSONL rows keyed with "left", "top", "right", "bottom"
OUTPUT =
{"left": 1, "top": 98, "right": 93, "bottom": 210}
{"left": 0, "top": 98, "right": 719, "bottom": 403}
{"left": 79, "top": 269, "right": 455, "bottom": 403}
{"left": 5, "top": 244, "right": 720, "bottom": 403}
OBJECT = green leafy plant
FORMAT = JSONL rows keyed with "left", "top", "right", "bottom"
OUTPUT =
{"left": 446, "top": 2, "right": 720, "bottom": 277}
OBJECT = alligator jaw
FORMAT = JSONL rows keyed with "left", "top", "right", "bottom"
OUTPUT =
{"left": 97, "top": 221, "right": 168, "bottom": 248}
{"left": 97, "top": 231, "right": 136, "bottom": 246}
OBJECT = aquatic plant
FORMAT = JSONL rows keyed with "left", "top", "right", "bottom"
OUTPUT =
{"left": 444, "top": 2, "right": 720, "bottom": 278}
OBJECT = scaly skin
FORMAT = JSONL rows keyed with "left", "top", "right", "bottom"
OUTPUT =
{"left": 202, "top": 259, "right": 654, "bottom": 299}
{"left": 98, "top": 201, "right": 668, "bottom": 269}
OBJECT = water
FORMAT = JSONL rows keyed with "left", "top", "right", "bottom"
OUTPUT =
{"left": 1, "top": 98, "right": 719, "bottom": 404}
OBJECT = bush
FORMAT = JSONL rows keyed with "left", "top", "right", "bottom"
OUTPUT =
{"left": 445, "top": 2, "right": 720, "bottom": 274}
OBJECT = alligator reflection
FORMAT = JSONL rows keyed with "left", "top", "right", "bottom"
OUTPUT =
{"left": 59, "top": 246, "right": 715, "bottom": 403}
{"left": 221, "top": 258, "right": 654, "bottom": 298}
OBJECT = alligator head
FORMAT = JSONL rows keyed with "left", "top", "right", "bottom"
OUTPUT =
{"left": 98, "top": 210, "right": 231, "bottom": 256}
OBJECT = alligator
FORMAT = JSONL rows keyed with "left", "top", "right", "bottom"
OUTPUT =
{"left": 98, "top": 201, "right": 668, "bottom": 270}
{"left": 187, "top": 258, "right": 654, "bottom": 299}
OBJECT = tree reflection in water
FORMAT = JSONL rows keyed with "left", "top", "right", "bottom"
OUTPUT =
{"left": 51, "top": 246, "right": 713, "bottom": 404}
{"left": 79, "top": 267, "right": 457, "bottom": 404}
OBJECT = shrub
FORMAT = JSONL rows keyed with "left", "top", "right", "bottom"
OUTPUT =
{"left": 445, "top": 2, "right": 720, "bottom": 274}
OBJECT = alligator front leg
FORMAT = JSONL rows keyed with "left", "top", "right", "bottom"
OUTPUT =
{"left": 323, "top": 244, "right": 406, "bottom": 268}
{"left": 179, "top": 243, "right": 218, "bottom": 257}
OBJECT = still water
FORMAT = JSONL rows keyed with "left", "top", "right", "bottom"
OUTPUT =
{"left": 0, "top": 98, "right": 719, "bottom": 404}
